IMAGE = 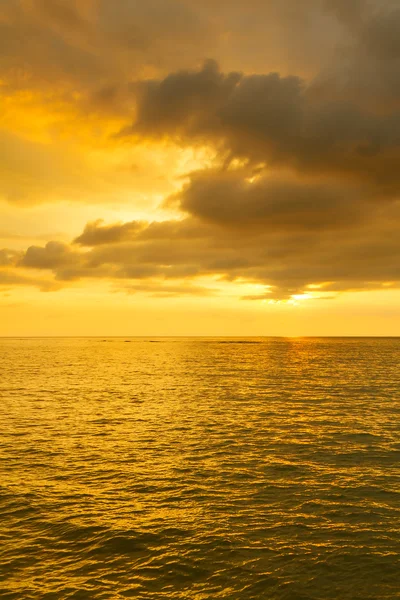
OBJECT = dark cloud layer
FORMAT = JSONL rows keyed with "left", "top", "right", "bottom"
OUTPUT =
{"left": 171, "top": 170, "right": 371, "bottom": 231}
{"left": 2, "top": 0, "right": 400, "bottom": 302}
{"left": 20, "top": 241, "right": 77, "bottom": 270}
{"left": 1, "top": 0, "right": 392, "bottom": 107}
{"left": 74, "top": 220, "right": 145, "bottom": 246}
{"left": 126, "top": 60, "right": 400, "bottom": 190}
{"left": 9, "top": 183, "right": 400, "bottom": 298}
{"left": 0, "top": 0, "right": 345, "bottom": 93}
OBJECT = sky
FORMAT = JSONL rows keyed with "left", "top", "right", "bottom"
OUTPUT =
{"left": 1, "top": 0, "right": 400, "bottom": 336}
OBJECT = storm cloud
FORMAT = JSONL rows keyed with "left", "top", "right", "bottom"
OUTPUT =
{"left": 10, "top": 182, "right": 400, "bottom": 298}
{"left": 126, "top": 60, "right": 400, "bottom": 190}
{"left": 170, "top": 170, "right": 373, "bottom": 231}
{"left": 2, "top": 0, "right": 400, "bottom": 304}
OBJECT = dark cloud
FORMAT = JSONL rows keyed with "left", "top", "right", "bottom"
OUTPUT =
{"left": 126, "top": 60, "right": 400, "bottom": 189}
{"left": 311, "top": 1, "right": 400, "bottom": 111}
{"left": 323, "top": 0, "right": 367, "bottom": 28}
{"left": 32, "top": 0, "right": 90, "bottom": 32}
{"left": 171, "top": 169, "right": 371, "bottom": 230}
{"left": 360, "top": 8, "right": 400, "bottom": 60}
{"left": 21, "top": 241, "right": 77, "bottom": 269}
{"left": 0, "top": 0, "right": 394, "bottom": 115}
{"left": 0, "top": 0, "right": 374, "bottom": 108}
{"left": 74, "top": 219, "right": 145, "bottom": 246}
{"left": 3, "top": 0, "right": 400, "bottom": 304}
{"left": 130, "top": 59, "right": 241, "bottom": 138}
{"left": 12, "top": 187, "right": 400, "bottom": 299}
{"left": 0, "top": 1, "right": 105, "bottom": 91}
{"left": 0, "top": 0, "right": 214, "bottom": 97}
{"left": 3, "top": 0, "right": 399, "bottom": 207}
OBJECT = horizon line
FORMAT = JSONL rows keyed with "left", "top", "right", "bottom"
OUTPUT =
{"left": 1, "top": 335, "right": 400, "bottom": 339}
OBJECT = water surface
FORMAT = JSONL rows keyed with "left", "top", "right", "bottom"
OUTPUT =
{"left": 1, "top": 337, "right": 399, "bottom": 599}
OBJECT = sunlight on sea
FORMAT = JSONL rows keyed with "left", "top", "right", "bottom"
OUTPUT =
{"left": 1, "top": 337, "right": 399, "bottom": 599}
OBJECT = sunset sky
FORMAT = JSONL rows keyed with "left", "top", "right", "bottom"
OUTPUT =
{"left": 1, "top": 0, "right": 400, "bottom": 336}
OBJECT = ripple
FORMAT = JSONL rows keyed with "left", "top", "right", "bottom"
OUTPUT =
{"left": 0, "top": 337, "right": 399, "bottom": 599}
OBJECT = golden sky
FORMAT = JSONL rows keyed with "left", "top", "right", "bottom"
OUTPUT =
{"left": 1, "top": 0, "right": 400, "bottom": 335}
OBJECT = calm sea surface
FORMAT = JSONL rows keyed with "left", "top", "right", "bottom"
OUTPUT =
{"left": 1, "top": 337, "right": 399, "bottom": 599}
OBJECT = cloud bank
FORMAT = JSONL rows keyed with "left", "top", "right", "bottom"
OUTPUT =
{"left": 1, "top": 1, "right": 400, "bottom": 303}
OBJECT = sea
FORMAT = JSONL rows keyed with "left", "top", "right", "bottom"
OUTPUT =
{"left": 1, "top": 337, "right": 399, "bottom": 599}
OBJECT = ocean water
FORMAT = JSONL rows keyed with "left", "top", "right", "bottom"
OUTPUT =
{"left": 0, "top": 337, "right": 399, "bottom": 600}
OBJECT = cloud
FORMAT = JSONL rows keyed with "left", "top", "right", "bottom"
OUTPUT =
{"left": 0, "top": 268, "right": 60, "bottom": 291}
{"left": 311, "top": 1, "right": 400, "bottom": 111}
{"left": 9, "top": 180, "right": 400, "bottom": 299}
{"left": 20, "top": 241, "right": 77, "bottom": 269}
{"left": 74, "top": 219, "right": 145, "bottom": 246}
{"left": 0, "top": 0, "right": 379, "bottom": 114}
{"left": 2, "top": 0, "right": 400, "bottom": 306}
{"left": 0, "top": 0, "right": 104, "bottom": 92}
{"left": 125, "top": 60, "right": 400, "bottom": 190}
{"left": 170, "top": 169, "right": 371, "bottom": 231}
{"left": 2, "top": 0, "right": 399, "bottom": 208}
{"left": 0, "top": 0, "right": 213, "bottom": 99}
{"left": 325, "top": 0, "right": 400, "bottom": 62}
{"left": 0, "top": 0, "right": 395, "bottom": 121}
